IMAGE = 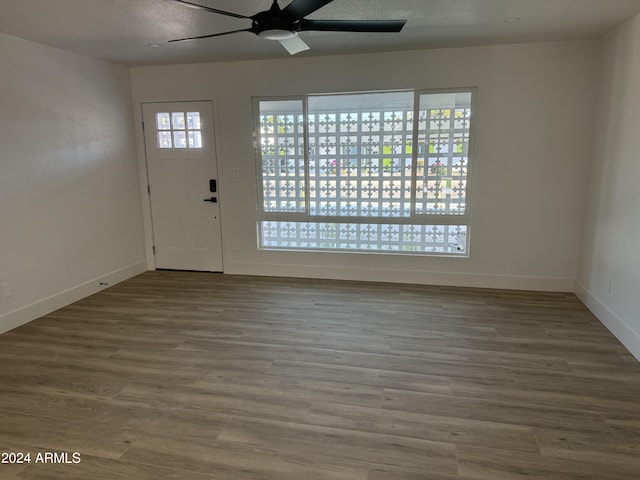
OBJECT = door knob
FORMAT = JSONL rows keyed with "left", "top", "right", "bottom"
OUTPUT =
{"left": 203, "top": 197, "right": 217, "bottom": 203}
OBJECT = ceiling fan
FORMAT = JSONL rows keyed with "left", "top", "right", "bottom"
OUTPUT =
{"left": 168, "top": 0, "right": 407, "bottom": 55}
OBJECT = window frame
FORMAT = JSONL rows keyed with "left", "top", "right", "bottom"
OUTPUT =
{"left": 253, "top": 87, "right": 477, "bottom": 256}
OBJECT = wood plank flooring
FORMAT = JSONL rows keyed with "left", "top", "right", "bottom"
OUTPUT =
{"left": 1, "top": 270, "right": 639, "bottom": 479}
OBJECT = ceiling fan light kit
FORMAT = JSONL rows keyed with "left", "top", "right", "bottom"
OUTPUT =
{"left": 169, "top": 0, "right": 407, "bottom": 55}
{"left": 257, "top": 29, "right": 297, "bottom": 41}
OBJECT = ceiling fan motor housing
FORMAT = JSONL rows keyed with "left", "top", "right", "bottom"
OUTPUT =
{"left": 253, "top": 5, "right": 300, "bottom": 39}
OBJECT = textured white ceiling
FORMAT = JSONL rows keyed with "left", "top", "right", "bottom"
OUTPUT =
{"left": 1, "top": 0, "right": 639, "bottom": 66}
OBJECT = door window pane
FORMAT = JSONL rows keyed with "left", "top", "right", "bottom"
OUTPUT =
{"left": 173, "top": 131, "right": 187, "bottom": 148}
{"left": 158, "top": 131, "right": 172, "bottom": 148}
{"left": 156, "top": 113, "right": 171, "bottom": 130}
{"left": 172, "top": 112, "right": 186, "bottom": 130}
{"left": 187, "top": 112, "right": 201, "bottom": 129}
{"left": 188, "top": 131, "right": 202, "bottom": 148}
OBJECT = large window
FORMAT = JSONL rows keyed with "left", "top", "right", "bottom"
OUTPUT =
{"left": 255, "top": 89, "right": 475, "bottom": 255}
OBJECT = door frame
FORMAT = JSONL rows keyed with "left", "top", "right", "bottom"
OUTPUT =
{"left": 133, "top": 96, "right": 226, "bottom": 272}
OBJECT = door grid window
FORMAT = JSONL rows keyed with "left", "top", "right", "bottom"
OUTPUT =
{"left": 156, "top": 111, "right": 203, "bottom": 149}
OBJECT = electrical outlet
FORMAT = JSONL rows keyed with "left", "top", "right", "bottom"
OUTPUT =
{"left": 230, "top": 168, "right": 240, "bottom": 178}
{"left": 2, "top": 281, "right": 12, "bottom": 298}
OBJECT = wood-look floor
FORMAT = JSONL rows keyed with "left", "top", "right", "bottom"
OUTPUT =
{"left": 1, "top": 271, "right": 639, "bottom": 479}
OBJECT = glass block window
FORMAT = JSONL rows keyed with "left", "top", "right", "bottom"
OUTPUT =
{"left": 415, "top": 93, "right": 471, "bottom": 215}
{"left": 261, "top": 222, "right": 467, "bottom": 254}
{"left": 259, "top": 100, "right": 306, "bottom": 213}
{"left": 307, "top": 92, "right": 415, "bottom": 218}
{"left": 255, "top": 89, "right": 475, "bottom": 256}
{"left": 156, "top": 111, "right": 202, "bottom": 149}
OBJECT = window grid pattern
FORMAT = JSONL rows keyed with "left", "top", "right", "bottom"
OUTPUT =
{"left": 256, "top": 91, "right": 473, "bottom": 255}
{"left": 415, "top": 107, "right": 470, "bottom": 215}
{"left": 262, "top": 222, "right": 467, "bottom": 254}
{"left": 308, "top": 110, "right": 413, "bottom": 217}
{"left": 259, "top": 113, "right": 305, "bottom": 213}
{"left": 156, "top": 111, "right": 203, "bottom": 149}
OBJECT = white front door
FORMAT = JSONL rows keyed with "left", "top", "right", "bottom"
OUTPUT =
{"left": 142, "top": 101, "right": 223, "bottom": 272}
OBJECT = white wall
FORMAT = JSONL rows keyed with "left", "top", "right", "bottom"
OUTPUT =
{"left": 131, "top": 40, "right": 599, "bottom": 292}
{"left": 0, "top": 34, "right": 147, "bottom": 333}
{"left": 576, "top": 13, "right": 640, "bottom": 360}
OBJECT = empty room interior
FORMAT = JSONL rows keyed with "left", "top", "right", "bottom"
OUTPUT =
{"left": 1, "top": 0, "right": 640, "bottom": 478}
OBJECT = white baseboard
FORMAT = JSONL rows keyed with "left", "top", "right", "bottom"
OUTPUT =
{"left": 0, "top": 260, "right": 148, "bottom": 334}
{"left": 575, "top": 281, "right": 640, "bottom": 362}
{"left": 225, "top": 262, "right": 575, "bottom": 292}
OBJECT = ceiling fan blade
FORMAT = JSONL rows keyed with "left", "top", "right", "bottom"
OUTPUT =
{"left": 299, "top": 19, "right": 407, "bottom": 33}
{"left": 282, "top": 0, "right": 334, "bottom": 19}
{"left": 169, "top": 28, "right": 255, "bottom": 43}
{"left": 170, "top": 0, "right": 250, "bottom": 19}
{"left": 279, "top": 35, "right": 311, "bottom": 55}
